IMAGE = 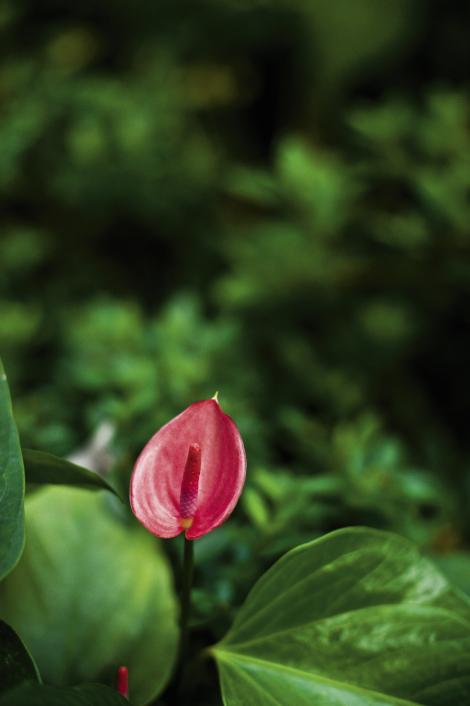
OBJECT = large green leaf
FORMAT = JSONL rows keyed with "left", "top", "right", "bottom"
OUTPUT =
{"left": 22, "top": 449, "right": 121, "bottom": 498}
{"left": 0, "top": 359, "right": 25, "bottom": 582}
{"left": 0, "top": 683, "right": 129, "bottom": 706}
{"left": 212, "top": 528, "right": 470, "bottom": 706}
{"left": 0, "top": 620, "right": 40, "bottom": 693}
{"left": 0, "top": 487, "right": 178, "bottom": 706}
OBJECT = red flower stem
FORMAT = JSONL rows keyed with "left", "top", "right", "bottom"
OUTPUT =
{"left": 177, "top": 536, "right": 194, "bottom": 679}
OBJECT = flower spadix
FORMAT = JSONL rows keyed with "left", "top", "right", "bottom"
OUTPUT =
{"left": 130, "top": 397, "right": 246, "bottom": 539}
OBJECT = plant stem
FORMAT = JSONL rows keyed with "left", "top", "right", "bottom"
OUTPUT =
{"left": 178, "top": 536, "right": 194, "bottom": 672}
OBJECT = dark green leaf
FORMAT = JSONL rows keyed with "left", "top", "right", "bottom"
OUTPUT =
{"left": 431, "top": 552, "right": 470, "bottom": 597}
{"left": 0, "top": 620, "right": 40, "bottom": 693}
{"left": 0, "top": 683, "right": 129, "bottom": 706}
{"left": 22, "top": 449, "right": 121, "bottom": 499}
{"left": 0, "top": 487, "right": 178, "bottom": 706}
{"left": 0, "top": 359, "right": 25, "bottom": 582}
{"left": 213, "top": 527, "right": 470, "bottom": 706}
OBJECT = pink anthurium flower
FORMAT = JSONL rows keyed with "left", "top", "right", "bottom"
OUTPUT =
{"left": 130, "top": 395, "right": 246, "bottom": 540}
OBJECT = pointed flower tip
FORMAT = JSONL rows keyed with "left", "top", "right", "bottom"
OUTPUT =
{"left": 117, "top": 666, "right": 129, "bottom": 699}
{"left": 130, "top": 397, "right": 246, "bottom": 540}
{"left": 212, "top": 390, "right": 220, "bottom": 403}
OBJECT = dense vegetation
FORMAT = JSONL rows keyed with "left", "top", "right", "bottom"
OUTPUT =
{"left": 1, "top": 1, "right": 470, "bottom": 704}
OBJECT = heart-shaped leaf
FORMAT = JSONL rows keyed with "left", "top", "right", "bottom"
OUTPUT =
{"left": 0, "top": 683, "right": 129, "bottom": 706}
{"left": 0, "top": 620, "right": 40, "bottom": 693}
{"left": 0, "top": 487, "right": 178, "bottom": 706}
{"left": 212, "top": 528, "right": 470, "bottom": 706}
{"left": 0, "top": 359, "right": 25, "bottom": 581}
{"left": 22, "top": 449, "right": 121, "bottom": 498}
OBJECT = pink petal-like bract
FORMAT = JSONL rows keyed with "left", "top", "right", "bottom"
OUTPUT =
{"left": 130, "top": 398, "right": 246, "bottom": 539}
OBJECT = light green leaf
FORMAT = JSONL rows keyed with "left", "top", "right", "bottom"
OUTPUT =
{"left": 0, "top": 683, "right": 129, "bottom": 706}
{"left": 0, "top": 487, "right": 178, "bottom": 706}
{"left": 0, "top": 359, "right": 25, "bottom": 582}
{"left": 22, "top": 449, "right": 121, "bottom": 499}
{"left": 213, "top": 528, "right": 470, "bottom": 706}
{"left": 0, "top": 619, "right": 40, "bottom": 693}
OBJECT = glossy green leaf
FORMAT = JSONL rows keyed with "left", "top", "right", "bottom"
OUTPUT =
{"left": 0, "top": 620, "right": 40, "bottom": 693}
{"left": 213, "top": 528, "right": 470, "bottom": 706}
{"left": 0, "top": 683, "right": 129, "bottom": 706}
{"left": 0, "top": 487, "right": 178, "bottom": 706}
{"left": 0, "top": 359, "right": 25, "bottom": 582}
{"left": 22, "top": 449, "right": 121, "bottom": 499}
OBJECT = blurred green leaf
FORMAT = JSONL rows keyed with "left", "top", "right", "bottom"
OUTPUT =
{"left": 0, "top": 359, "right": 25, "bottom": 581}
{"left": 0, "top": 487, "right": 178, "bottom": 706}
{"left": 0, "top": 620, "right": 40, "bottom": 693}
{"left": 213, "top": 528, "right": 470, "bottom": 706}
{"left": 304, "top": 0, "right": 416, "bottom": 92}
{"left": 242, "top": 487, "right": 269, "bottom": 529}
{"left": 225, "top": 166, "right": 279, "bottom": 206}
{"left": 22, "top": 449, "right": 121, "bottom": 499}
{"left": 0, "top": 683, "right": 129, "bottom": 706}
{"left": 277, "top": 138, "right": 358, "bottom": 233}
{"left": 432, "top": 553, "right": 470, "bottom": 597}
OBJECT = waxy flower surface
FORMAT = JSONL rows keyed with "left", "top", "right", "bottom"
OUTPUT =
{"left": 130, "top": 397, "right": 246, "bottom": 539}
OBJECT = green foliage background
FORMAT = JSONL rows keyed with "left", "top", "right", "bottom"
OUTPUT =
{"left": 1, "top": 1, "right": 470, "bottom": 696}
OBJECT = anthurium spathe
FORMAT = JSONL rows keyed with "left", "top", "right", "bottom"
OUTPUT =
{"left": 130, "top": 396, "right": 246, "bottom": 539}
